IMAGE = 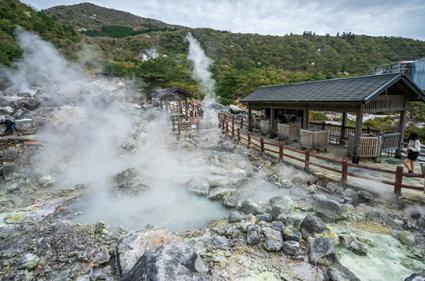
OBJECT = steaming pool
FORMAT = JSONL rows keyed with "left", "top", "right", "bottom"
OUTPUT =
{"left": 66, "top": 174, "right": 312, "bottom": 233}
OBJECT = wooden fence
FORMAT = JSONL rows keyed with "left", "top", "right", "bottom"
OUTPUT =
{"left": 219, "top": 114, "right": 424, "bottom": 195}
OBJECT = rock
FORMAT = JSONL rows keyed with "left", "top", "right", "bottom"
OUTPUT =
{"left": 327, "top": 265, "right": 361, "bottom": 281}
{"left": 357, "top": 191, "right": 374, "bottom": 204}
{"left": 350, "top": 240, "right": 368, "bottom": 255}
{"left": 111, "top": 168, "right": 148, "bottom": 195}
{"left": 117, "top": 229, "right": 181, "bottom": 276}
{"left": 225, "top": 224, "right": 241, "bottom": 238}
{"left": 15, "top": 118, "right": 33, "bottom": 131}
{"left": 343, "top": 189, "right": 359, "bottom": 206}
{"left": 0, "top": 106, "right": 14, "bottom": 115}
{"left": 308, "top": 237, "right": 337, "bottom": 266}
{"left": 93, "top": 246, "right": 111, "bottom": 265}
{"left": 1, "top": 147, "right": 19, "bottom": 161}
{"left": 238, "top": 199, "right": 262, "bottom": 215}
{"left": 262, "top": 227, "right": 283, "bottom": 251}
{"left": 404, "top": 271, "right": 425, "bottom": 281}
{"left": 399, "top": 230, "right": 415, "bottom": 246}
{"left": 1, "top": 163, "right": 18, "bottom": 180}
{"left": 222, "top": 193, "right": 239, "bottom": 208}
{"left": 271, "top": 220, "right": 285, "bottom": 231}
{"left": 282, "top": 241, "right": 300, "bottom": 256}
{"left": 269, "top": 195, "right": 296, "bottom": 211}
{"left": 287, "top": 213, "right": 304, "bottom": 229}
{"left": 4, "top": 212, "right": 25, "bottom": 224}
{"left": 38, "top": 175, "right": 55, "bottom": 188}
{"left": 18, "top": 97, "right": 40, "bottom": 110}
{"left": 207, "top": 187, "right": 233, "bottom": 200}
{"left": 228, "top": 211, "right": 245, "bottom": 223}
{"left": 18, "top": 253, "right": 40, "bottom": 270}
{"left": 246, "top": 224, "right": 261, "bottom": 245}
{"left": 189, "top": 182, "right": 209, "bottom": 196}
{"left": 339, "top": 233, "right": 356, "bottom": 248}
{"left": 300, "top": 214, "right": 329, "bottom": 239}
{"left": 123, "top": 241, "right": 208, "bottom": 281}
{"left": 313, "top": 195, "right": 346, "bottom": 221}
{"left": 256, "top": 213, "right": 272, "bottom": 222}
{"left": 282, "top": 226, "right": 302, "bottom": 242}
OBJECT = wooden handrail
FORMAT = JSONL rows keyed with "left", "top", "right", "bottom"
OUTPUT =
{"left": 219, "top": 112, "right": 425, "bottom": 195}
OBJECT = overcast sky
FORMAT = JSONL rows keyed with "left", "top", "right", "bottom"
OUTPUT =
{"left": 23, "top": 0, "right": 425, "bottom": 40}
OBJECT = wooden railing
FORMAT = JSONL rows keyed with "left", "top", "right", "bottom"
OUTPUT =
{"left": 219, "top": 115, "right": 424, "bottom": 195}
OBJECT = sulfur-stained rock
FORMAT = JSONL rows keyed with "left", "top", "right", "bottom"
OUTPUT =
{"left": 300, "top": 214, "right": 329, "bottom": 239}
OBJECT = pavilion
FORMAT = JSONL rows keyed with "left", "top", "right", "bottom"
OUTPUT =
{"left": 240, "top": 73, "right": 425, "bottom": 163}
{"left": 152, "top": 88, "right": 192, "bottom": 117}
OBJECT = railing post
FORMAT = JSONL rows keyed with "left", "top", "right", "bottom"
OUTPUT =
{"left": 304, "top": 150, "right": 310, "bottom": 171}
{"left": 394, "top": 166, "right": 403, "bottom": 195}
{"left": 279, "top": 144, "right": 283, "bottom": 160}
{"left": 240, "top": 117, "right": 244, "bottom": 129}
{"left": 225, "top": 121, "right": 229, "bottom": 135}
{"left": 247, "top": 134, "right": 251, "bottom": 149}
{"left": 237, "top": 128, "right": 241, "bottom": 142}
{"left": 177, "top": 119, "right": 181, "bottom": 136}
{"left": 341, "top": 158, "right": 348, "bottom": 186}
{"left": 260, "top": 137, "right": 265, "bottom": 153}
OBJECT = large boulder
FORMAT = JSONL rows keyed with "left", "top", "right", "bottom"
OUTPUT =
{"left": 282, "top": 241, "right": 300, "bottom": 256}
{"left": 123, "top": 242, "right": 209, "bottom": 281}
{"left": 300, "top": 214, "right": 329, "bottom": 239}
{"left": 313, "top": 195, "right": 346, "bottom": 221}
{"left": 111, "top": 168, "right": 148, "bottom": 195}
{"left": 308, "top": 237, "right": 337, "bottom": 266}
{"left": 404, "top": 271, "right": 425, "bottom": 281}
{"left": 262, "top": 227, "right": 283, "bottom": 251}
{"left": 282, "top": 225, "right": 302, "bottom": 242}
{"left": 238, "top": 199, "right": 262, "bottom": 215}
{"left": 117, "top": 229, "right": 181, "bottom": 276}
{"left": 15, "top": 118, "right": 34, "bottom": 132}
{"left": 327, "top": 265, "right": 361, "bottom": 281}
{"left": 246, "top": 224, "right": 262, "bottom": 245}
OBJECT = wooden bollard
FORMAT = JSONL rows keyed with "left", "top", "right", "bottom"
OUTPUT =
{"left": 279, "top": 144, "right": 283, "bottom": 160}
{"left": 260, "top": 138, "right": 265, "bottom": 153}
{"left": 341, "top": 158, "right": 348, "bottom": 186}
{"left": 304, "top": 150, "right": 310, "bottom": 171}
{"left": 237, "top": 128, "right": 241, "bottom": 142}
{"left": 394, "top": 166, "right": 404, "bottom": 195}
{"left": 247, "top": 134, "right": 251, "bottom": 149}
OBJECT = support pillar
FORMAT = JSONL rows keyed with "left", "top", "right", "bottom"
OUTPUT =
{"left": 160, "top": 100, "right": 163, "bottom": 109}
{"left": 302, "top": 108, "right": 309, "bottom": 129}
{"left": 395, "top": 98, "right": 407, "bottom": 158}
{"left": 269, "top": 107, "right": 275, "bottom": 138}
{"left": 178, "top": 97, "right": 182, "bottom": 114}
{"left": 340, "top": 112, "right": 347, "bottom": 144}
{"left": 248, "top": 105, "right": 252, "bottom": 132}
{"left": 352, "top": 106, "right": 363, "bottom": 164}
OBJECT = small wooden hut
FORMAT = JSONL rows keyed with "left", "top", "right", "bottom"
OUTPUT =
{"left": 152, "top": 88, "right": 192, "bottom": 117}
{"left": 240, "top": 74, "right": 425, "bottom": 163}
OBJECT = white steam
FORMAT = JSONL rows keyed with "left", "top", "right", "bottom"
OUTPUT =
{"left": 186, "top": 33, "right": 219, "bottom": 130}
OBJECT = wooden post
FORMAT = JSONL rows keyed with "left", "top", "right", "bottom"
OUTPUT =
{"left": 160, "top": 100, "right": 163, "bottom": 109}
{"left": 177, "top": 119, "right": 181, "bottom": 136}
{"left": 304, "top": 150, "right": 310, "bottom": 171}
{"left": 269, "top": 107, "right": 275, "bottom": 138}
{"left": 225, "top": 121, "right": 229, "bottom": 135}
{"left": 352, "top": 106, "right": 363, "bottom": 164}
{"left": 303, "top": 108, "right": 309, "bottom": 129}
{"left": 260, "top": 138, "right": 265, "bottom": 153}
{"left": 396, "top": 98, "right": 407, "bottom": 158}
{"left": 248, "top": 105, "right": 253, "bottom": 132}
{"left": 341, "top": 158, "right": 348, "bottom": 186}
{"left": 240, "top": 117, "right": 244, "bottom": 129}
{"left": 279, "top": 144, "right": 283, "bottom": 160}
{"left": 247, "top": 134, "right": 251, "bottom": 148}
{"left": 340, "top": 112, "right": 347, "bottom": 144}
{"left": 237, "top": 128, "right": 241, "bottom": 142}
{"left": 394, "top": 165, "right": 404, "bottom": 195}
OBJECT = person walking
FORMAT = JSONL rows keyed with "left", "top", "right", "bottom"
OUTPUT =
{"left": 403, "top": 132, "right": 421, "bottom": 173}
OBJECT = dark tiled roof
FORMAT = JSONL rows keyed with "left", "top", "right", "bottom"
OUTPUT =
{"left": 240, "top": 73, "right": 423, "bottom": 103}
{"left": 153, "top": 88, "right": 191, "bottom": 100}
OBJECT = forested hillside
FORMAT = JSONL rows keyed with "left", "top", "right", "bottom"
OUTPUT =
{"left": 2, "top": 1, "right": 425, "bottom": 104}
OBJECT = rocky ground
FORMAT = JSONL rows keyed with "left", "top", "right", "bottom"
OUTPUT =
{"left": 0, "top": 86, "right": 425, "bottom": 281}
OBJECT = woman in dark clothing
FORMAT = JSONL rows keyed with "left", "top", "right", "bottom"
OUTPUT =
{"left": 403, "top": 132, "right": 421, "bottom": 173}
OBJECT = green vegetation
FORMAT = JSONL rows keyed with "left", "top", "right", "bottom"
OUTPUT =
{"left": 84, "top": 25, "right": 178, "bottom": 38}
{"left": 0, "top": 0, "right": 79, "bottom": 65}
{"left": 2, "top": 1, "right": 425, "bottom": 138}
